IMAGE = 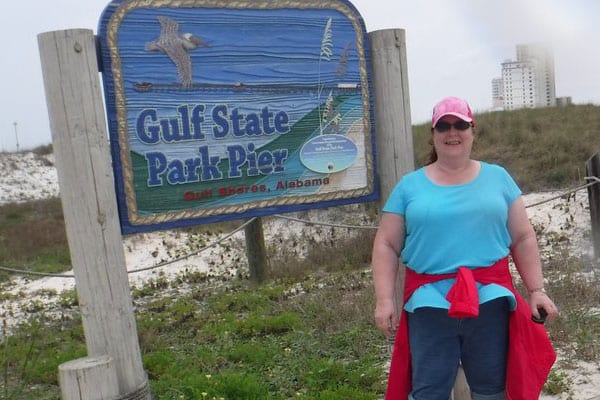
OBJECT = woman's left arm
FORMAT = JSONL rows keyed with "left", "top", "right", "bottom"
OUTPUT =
{"left": 508, "top": 197, "right": 559, "bottom": 321}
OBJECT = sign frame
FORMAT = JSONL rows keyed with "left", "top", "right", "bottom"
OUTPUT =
{"left": 98, "top": 0, "right": 378, "bottom": 234}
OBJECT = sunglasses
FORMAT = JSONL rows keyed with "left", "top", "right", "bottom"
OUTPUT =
{"left": 434, "top": 120, "right": 472, "bottom": 132}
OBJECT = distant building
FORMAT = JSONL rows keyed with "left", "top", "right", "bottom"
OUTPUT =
{"left": 556, "top": 96, "right": 572, "bottom": 107}
{"left": 491, "top": 77, "right": 504, "bottom": 109}
{"left": 492, "top": 44, "right": 557, "bottom": 111}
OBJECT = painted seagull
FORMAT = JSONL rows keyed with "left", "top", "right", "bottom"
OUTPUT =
{"left": 145, "top": 16, "right": 210, "bottom": 87}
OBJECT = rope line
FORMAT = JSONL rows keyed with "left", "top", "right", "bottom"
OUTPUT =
{"left": 524, "top": 177, "right": 598, "bottom": 209}
{"left": 272, "top": 214, "right": 378, "bottom": 230}
{"left": 0, "top": 217, "right": 257, "bottom": 279}
{"left": 0, "top": 267, "right": 74, "bottom": 278}
{"left": 1, "top": 177, "right": 598, "bottom": 279}
{"left": 125, "top": 217, "right": 256, "bottom": 274}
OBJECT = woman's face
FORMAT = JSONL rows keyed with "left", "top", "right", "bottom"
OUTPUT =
{"left": 431, "top": 115, "right": 474, "bottom": 160}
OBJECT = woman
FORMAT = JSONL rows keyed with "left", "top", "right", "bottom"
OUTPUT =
{"left": 372, "top": 96, "right": 559, "bottom": 400}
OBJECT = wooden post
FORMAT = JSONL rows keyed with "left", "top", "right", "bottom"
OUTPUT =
{"left": 245, "top": 218, "right": 268, "bottom": 283}
{"left": 59, "top": 356, "right": 119, "bottom": 400}
{"left": 369, "top": 29, "right": 470, "bottom": 399}
{"left": 586, "top": 152, "right": 600, "bottom": 259}
{"left": 38, "top": 29, "right": 150, "bottom": 399}
{"left": 369, "top": 29, "right": 415, "bottom": 203}
{"left": 369, "top": 27, "right": 413, "bottom": 327}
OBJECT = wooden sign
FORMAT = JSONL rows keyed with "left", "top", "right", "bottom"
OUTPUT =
{"left": 98, "top": 0, "right": 378, "bottom": 233}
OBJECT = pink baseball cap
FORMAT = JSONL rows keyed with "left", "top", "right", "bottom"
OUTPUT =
{"left": 431, "top": 96, "right": 474, "bottom": 127}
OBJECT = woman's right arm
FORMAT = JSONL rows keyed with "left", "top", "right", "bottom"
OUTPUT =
{"left": 372, "top": 212, "right": 405, "bottom": 337}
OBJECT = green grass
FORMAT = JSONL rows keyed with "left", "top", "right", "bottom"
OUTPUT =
{"left": 127, "top": 257, "right": 385, "bottom": 399}
{"left": 0, "top": 198, "right": 70, "bottom": 282}
{"left": 1, "top": 268, "right": 384, "bottom": 399}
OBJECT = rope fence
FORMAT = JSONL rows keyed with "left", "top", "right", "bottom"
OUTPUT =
{"left": 272, "top": 214, "right": 378, "bottom": 230}
{"left": 1, "top": 176, "right": 598, "bottom": 279}
{"left": 523, "top": 177, "right": 599, "bottom": 209}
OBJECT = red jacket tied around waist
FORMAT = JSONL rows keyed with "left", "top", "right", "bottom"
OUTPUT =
{"left": 385, "top": 257, "right": 556, "bottom": 400}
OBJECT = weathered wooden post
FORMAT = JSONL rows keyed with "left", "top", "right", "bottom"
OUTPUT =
{"left": 369, "top": 28, "right": 469, "bottom": 400}
{"left": 58, "top": 356, "right": 119, "bottom": 400}
{"left": 369, "top": 26, "right": 413, "bottom": 387}
{"left": 245, "top": 218, "right": 268, "bottom": 282}
{"left": 586, "top": 152, "right": 600, "bottom": 259}
{"left": 369, "top": 29, "right": 414, "bottom": 202}
{"left": 369, "top": 27, "right": 413, "bottom": 334}
{"left": 38, "top": 29, "right": 150, "bottom": 399}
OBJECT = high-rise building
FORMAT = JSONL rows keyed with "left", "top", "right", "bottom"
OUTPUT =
{"left": 491, "top": 77, "right": 504, "bottom": 109}
{"left": 492, "top": 44, "right": 556, "bottom": 110}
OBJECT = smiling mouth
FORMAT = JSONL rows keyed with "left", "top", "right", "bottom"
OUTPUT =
{"left": 445, "top": 140, "right": 461, "bottom": 145}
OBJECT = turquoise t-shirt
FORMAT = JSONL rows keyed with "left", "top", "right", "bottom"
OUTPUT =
{"left": 383, "top": 162, "right": 521, "bottom": 312}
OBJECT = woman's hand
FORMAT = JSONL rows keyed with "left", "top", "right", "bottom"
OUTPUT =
{"left": 374, "top": 298, "right": 398, "bottom": 337}
{"left": 529, "top": 291, "right": 559, "bottom": 322}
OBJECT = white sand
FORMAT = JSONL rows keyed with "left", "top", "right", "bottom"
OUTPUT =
{"left": 0, "top": 151, "right": 598, "bottom": 399}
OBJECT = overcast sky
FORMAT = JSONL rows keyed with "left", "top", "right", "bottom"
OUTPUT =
{"left": 1, "top": 0, "right": 599, "bottom": 151}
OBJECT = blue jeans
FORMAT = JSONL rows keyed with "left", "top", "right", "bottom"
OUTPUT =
{"left": 407, "top": 298, "right": 509, "bottom": 400}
